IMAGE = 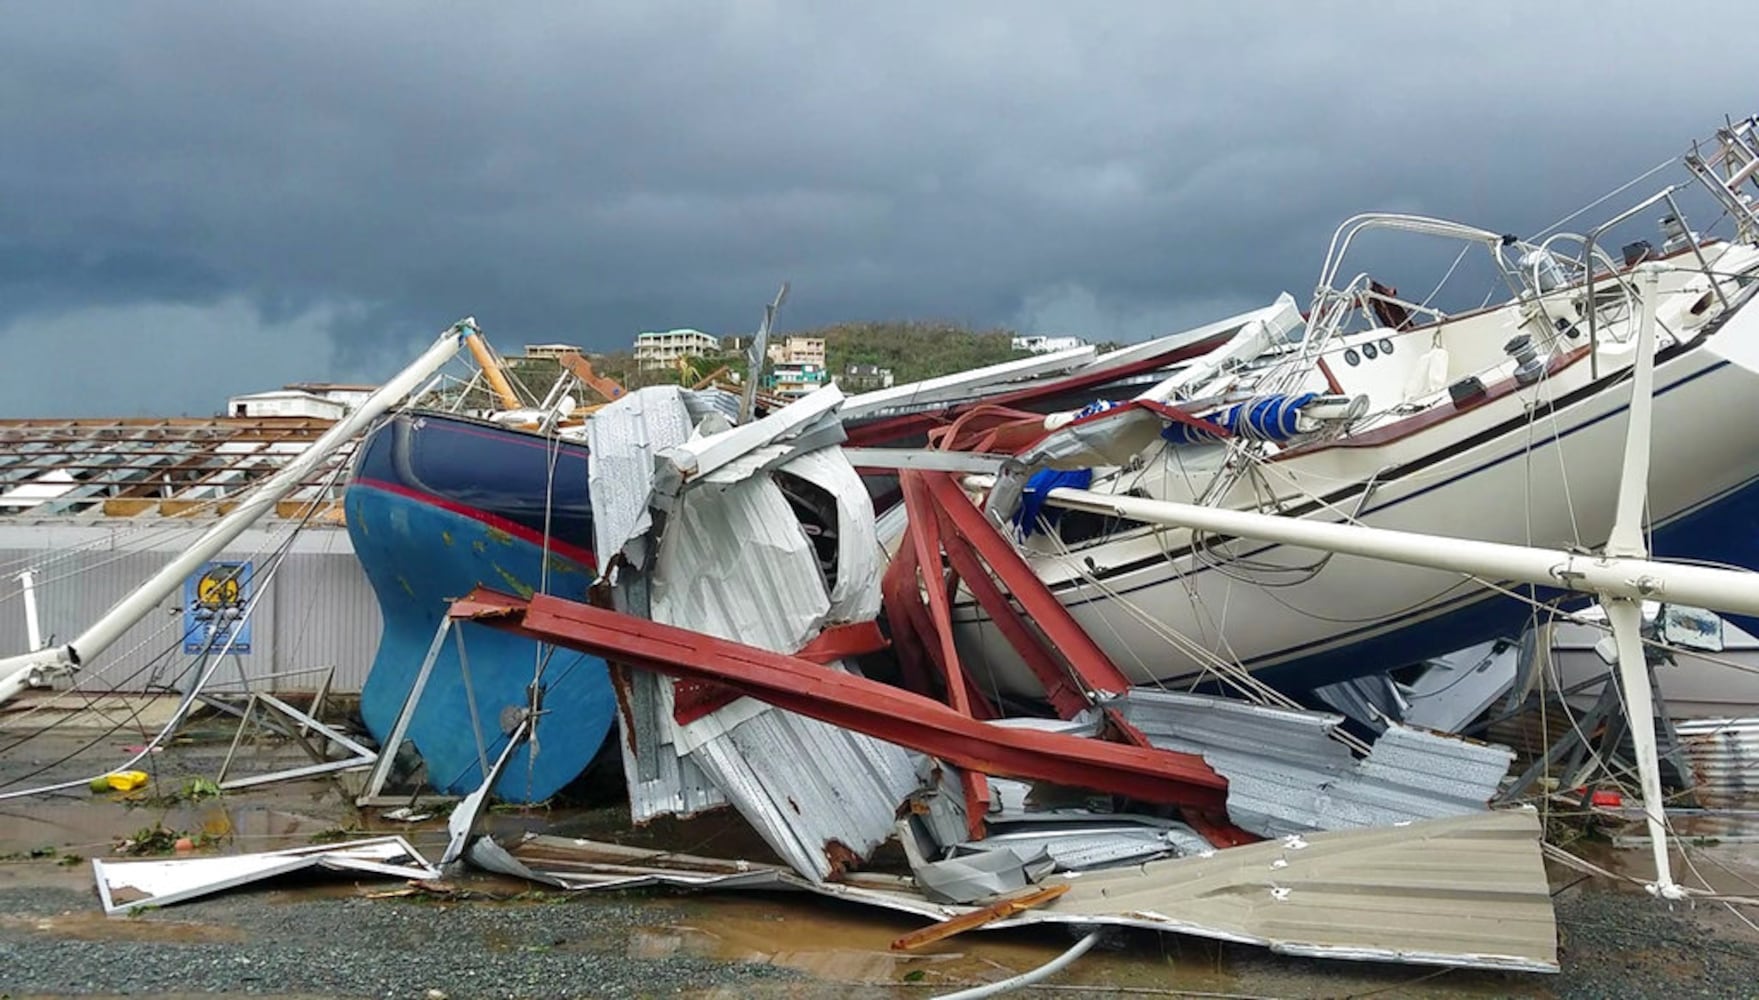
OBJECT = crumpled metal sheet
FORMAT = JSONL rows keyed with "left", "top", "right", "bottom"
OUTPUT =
{"left": 683, "top": 693, "right": 919, "bottom": 881}
{"left": 586, "top": 386, "right": 729, "bottom": 823}
{"left": 93, "top": 837, "right": 438, "bottom": 916}
{"left": 589, "top": 386, "right": 917, "bottom": 880}
{"left": 651, "top": 384, "right": 846, "bottom": 507}
{"left": 586, "top": 385, "right": 694, "bottom": 570}
{"left": 899, "top": 818, "right": 1056, "bottom": 904}
{"left": 954, "top": 814, "right": 1213, "bottom": 871}
{"left": 476, "top": 808, "right": 1558, "bottom": 973}
{"left": 776, "top": 447, "right": 882, "bottom": 624}
{"left": 615, "top": 662, "right": 729, "bottom": 823}
{"left": 681, "top": 387, "right": 741, "bottom": 426}
{"left": 654, "top": 475, "right": 829, "bottom": 658}
{"left": 1115, "top": 688, "right": 1513, "bottom": 838}
{"left": 653, "top": 470, "right": 917, "bottom": 880}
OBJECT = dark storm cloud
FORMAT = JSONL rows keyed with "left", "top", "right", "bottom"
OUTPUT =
{"left": 2, "top": 1, "right": 1756, "bottom": 413}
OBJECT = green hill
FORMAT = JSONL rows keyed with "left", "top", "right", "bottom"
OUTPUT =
{"left": 816, "top": 321, "right": 1030, "bottom": 383}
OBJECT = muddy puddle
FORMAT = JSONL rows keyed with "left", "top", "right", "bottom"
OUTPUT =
{"left": 623, "top": 894, "right": 1218, "bottom": 994}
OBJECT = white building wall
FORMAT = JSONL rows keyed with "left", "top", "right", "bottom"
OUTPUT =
{"left": 225, "top": 392, "right": 348, "bottom": 420}
{"left": 0, "top": 524, "right": 380, "bottom": 694}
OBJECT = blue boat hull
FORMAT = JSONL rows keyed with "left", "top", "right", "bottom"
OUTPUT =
{"left": 344, "top": 412, "right": 614, "bottom": 803}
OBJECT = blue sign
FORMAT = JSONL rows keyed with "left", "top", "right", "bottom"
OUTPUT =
{"left": 183, "top": 561, "right": 253, "bottom": 655}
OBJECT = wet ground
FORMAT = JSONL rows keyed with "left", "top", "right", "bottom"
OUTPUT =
{"left": 4, "top": 703, "right": 1759, "bottom": 998}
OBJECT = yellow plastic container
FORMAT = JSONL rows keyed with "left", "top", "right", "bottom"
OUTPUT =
{"left": 103, "top": 771, "right": 150, "bottom": 792}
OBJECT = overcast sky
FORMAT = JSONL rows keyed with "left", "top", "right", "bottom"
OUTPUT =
{"left": 3, "top": 2, "right": 1757, "bottom": 415}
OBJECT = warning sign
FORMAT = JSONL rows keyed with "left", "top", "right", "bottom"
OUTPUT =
{"left": 183, "top": 561, "right": 252, "bottom": 655}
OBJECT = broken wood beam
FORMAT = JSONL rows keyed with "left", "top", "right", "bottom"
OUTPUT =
{"left": 890, "top": 884, "right": 1071, "bottom": 951}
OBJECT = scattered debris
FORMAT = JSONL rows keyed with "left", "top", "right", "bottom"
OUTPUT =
{"left": 93, "top": 836, "right": 439, "bottom": 916}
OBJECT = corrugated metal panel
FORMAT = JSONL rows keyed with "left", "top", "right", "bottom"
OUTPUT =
{"left": 653, "top": 468, "right": 916, "bottom": 881}
{"left": 585, "top": 385, "right": 918, "bottom": 880}
{"left": 1117, "top": 689, "right": 1513, "bottom": 838}
{"left": 265, "top": 539, "right": 382, "bottom": 693}
{"left": 586, "top": 385, "right": 692, "bottom": 568}
{"left": 954, "top": 815, "right": 1212, "bottom": 870}
{"left": 1675, "top": 717, "right": 1759, "bottom": 810}
{"left": 0, "top": 524, "right": 378, "bottom": 693}
{"left": 1020, "top": 808, "right": 1557, "bottom": 972}
{"left": 586, "top": 386, "right": 729, "bottom": 821}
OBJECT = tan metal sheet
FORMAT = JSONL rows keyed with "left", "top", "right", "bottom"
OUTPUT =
{"left": 1030, "top": 808, "right": 1556, "bottom": 971}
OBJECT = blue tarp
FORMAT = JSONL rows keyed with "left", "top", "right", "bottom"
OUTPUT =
{"left": 1013, "top": 467, "right": 1093, "bottom": 538}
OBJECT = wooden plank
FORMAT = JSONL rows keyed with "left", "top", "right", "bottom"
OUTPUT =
{"left": 889, "top": 884, "right": 1070, "bottom": 951}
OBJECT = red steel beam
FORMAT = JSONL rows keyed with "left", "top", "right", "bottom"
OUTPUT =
{"left": 673, "top": 620, "right": 891, "bottom": 726}
{"left": 880, "top": 527, "right": 998, "bottom": 718}
{"left": 921, "top": 473, "right": 1260, "bottom": 845}
{"left": 920, "top": 472, "right": 1135, "bottom": 696}
{"left": 902, "top": 471, "right": 974, "bottom": 718}
{"left": 454, "top": 588, "right": 1227, "bottom": 809}
{"left": 935, "top": 524, "right": 1093, "bottom": 720}
{"left": 878, "top": 540, "right": 940, "bottom": 699}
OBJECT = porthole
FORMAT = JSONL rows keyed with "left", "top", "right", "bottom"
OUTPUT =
{"left": 1343, "top": 348, "right": 1361, "bottom": 366}
{"left": 1378, "top": 338, "right": 1394, "bottom": 354}
{"left": 1361, "top": 342, "right": 1379, "bottom": 360}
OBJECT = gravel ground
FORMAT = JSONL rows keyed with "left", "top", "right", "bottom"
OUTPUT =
{"left": 1548, "top": 887, "right": 1759, "bottom": 1000}
{"left": 0, "top": 885, "right": 801, "bottom": 999}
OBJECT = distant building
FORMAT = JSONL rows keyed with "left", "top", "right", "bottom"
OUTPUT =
{"left": 522, "top": 343, "right": 584, "bottom": 360}
{"left": 766, "top": 336, "right": 826, "bottom": 367}
{"left": 838, "top": 363, "right": 894, "bottom": 391}
{"left": 1011, "top": 335, "right": 1088, "bottom": 354}
{"left": 228, "top": 383, "right": 377, "bottom": 419}
{"left": 764, "top": 361, "right": 828, "bottom": 399}
{"left": 635, "top": 328, "right": 720, "bottom": 369}
{"left": 284, "top": 383, "right": 375, "bottom": 407}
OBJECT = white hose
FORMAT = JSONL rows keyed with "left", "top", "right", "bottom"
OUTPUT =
{"left": 931, "top": 929, "right": 1104, "bottom": 1000}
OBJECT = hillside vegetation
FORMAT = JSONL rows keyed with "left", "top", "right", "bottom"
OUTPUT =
{"left": 487, "top": 321, "right": 1112, "bottom": 407}
{"left": 816, "top": 321, "right": 1030, "bottom": 383}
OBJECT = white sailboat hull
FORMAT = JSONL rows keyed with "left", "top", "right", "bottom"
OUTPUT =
{"left": 954, "top": 298, "right": 1759, "bottom": 697}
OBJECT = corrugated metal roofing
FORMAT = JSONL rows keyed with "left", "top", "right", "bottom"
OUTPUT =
{"left": 585, "top": 386, "right": 728, "bottom": 821}
{"left": 954, "top": 814, "right": 1212, "bottom": 870}
{"left": 651, "top": 457, "right": 917, "bottom": 881}
{"left": 1675, "top": 717, "right": 1759, "bottom": 810}
{"left": 585, "top": 387, "right": 919, "bottom": 876}
{"left": 1116, "top": 688, "right": 1513, "bottom": 837}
